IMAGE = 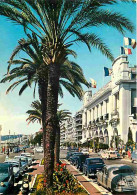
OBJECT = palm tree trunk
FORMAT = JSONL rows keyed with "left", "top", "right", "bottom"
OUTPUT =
{"left": 45, "top": 63, "right": 60, "bottom": 186}
{"left": 38, "top": 78, "right": 48, "bottom": 171}
{"left": 55, "top": 124, "right": 60, "bottom": 164}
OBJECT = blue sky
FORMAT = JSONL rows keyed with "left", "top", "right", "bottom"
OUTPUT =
{"left": 0, "top": 2, "right": 136, "bottom": 135}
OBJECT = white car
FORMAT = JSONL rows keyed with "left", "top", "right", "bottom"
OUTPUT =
{"left": 35, "top": 147, "right": 43, "bottom": 153}
{"left": 81, "top": 148, "right": 89, "bottom": 154}
{"left": 20, "top": 153, "right": 33, "bottom": 165}
{"left": 101, "top": 151, "right": 117, "bottom": 160}
{"left": 4, "top": 160, "right": 21, "bottom": 180}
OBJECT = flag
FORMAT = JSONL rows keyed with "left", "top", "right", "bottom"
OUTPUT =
{"left": 131, "top": 39, "right": 136, "bottom": 49}
{"left": 124, "top": 37, "right": 132, "bottom": 46}
{"left": 90, "top": 78, "right": 97, "bottom": 88}
{"left": 104, "top": 67, "right": 112, "bottom": 76}
{"left": 120, "top": 47, "right": 132, "bottom": 55}
{"left": 124, "top": 37, "right": 136, "bottom": 49}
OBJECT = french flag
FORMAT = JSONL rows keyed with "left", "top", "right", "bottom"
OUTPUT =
{"left": 120, "top": 47, "right": 132, "bottom": 55}
{"left": 124, "top": 37, "right": 136, "bottom": 49}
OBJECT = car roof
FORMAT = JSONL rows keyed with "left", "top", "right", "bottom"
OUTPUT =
{"left": 0, "top": 163, "right": 11, "bottom": 167}
{"left": 86, "top": 158, "right": 103, "bottom": 160}
{"left": 106, "top": 164, "right": 131, "bottom": 171}
{"left": 4, "top": 160, "right": 19, "bottom": 164}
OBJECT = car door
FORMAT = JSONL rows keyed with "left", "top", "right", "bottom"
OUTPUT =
{"left": 102, "top": 167, "right": 108, "bottom": 187}
{"left": 97, "top": 167, "right": 104, "bottom": 184}
{"left": 83, "top": 159, "right": 87, "bottom": 174}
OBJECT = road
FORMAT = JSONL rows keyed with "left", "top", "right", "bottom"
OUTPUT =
{"left": 0, "top": 149, "right": 136, "bottom": 195}
{"left": 60, "top": 150, "right": 137, "bottom": 173}
{"left": 60, "top": 150, "right": 137, "bottom": 195}
{"left": 0, "top": 150, "right": 43, "bottom": 195}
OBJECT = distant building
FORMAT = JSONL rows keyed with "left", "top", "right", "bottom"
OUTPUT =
{"left": 81, "top": 55, "right": 137, "bottom": 146}
{"left": 60, "top": 55, "right": 137, "bottom": 147}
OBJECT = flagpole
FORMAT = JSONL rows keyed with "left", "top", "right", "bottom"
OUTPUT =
{"left": 103, "top": 68, "right": 104, "bottom": 87}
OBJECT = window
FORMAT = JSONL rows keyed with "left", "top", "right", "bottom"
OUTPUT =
{"left": 88, "top": 159, "right": 104, "bottom": 165}
{"left": 131, "top": 89, "right": 136, "bottom": 114}
{"left": 131, "top": 73, "right": 136, "bottom": 80}
{"left": 113, "top": 168, "right": 133, "bottom": 174}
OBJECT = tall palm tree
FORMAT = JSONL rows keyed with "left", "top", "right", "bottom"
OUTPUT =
{"left": 26, "top": 100, "right": 71, "bottom": 164}
{"left": 0, "top": 0, "right": 135, "bottom": 186}
{"left": 1, "top": 35, "right": 88, "bottom": 169}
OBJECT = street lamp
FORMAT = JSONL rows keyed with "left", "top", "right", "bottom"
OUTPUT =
{"left": 0, "top": 125, "right": 2, "bottom": 153}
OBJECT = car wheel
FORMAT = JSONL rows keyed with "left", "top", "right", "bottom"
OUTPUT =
{"left": 97, "top": 179, "right": 100, "bottom": 186}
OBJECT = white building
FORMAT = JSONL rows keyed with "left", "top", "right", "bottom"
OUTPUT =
{"left": 60, "top": 112, "right": 83, "bottom": 145}
{"left": 81, "top": 55, "right": 137, "bottom": 146}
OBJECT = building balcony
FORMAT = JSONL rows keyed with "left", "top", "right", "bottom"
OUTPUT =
{"left": 75, "top": 117, "right": 82, "bottom": 122}
{"left": 75, "top": 123, "right": 82, "bottom": 128}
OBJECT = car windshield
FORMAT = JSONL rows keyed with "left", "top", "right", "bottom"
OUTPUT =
{"left": 113, "top": 169, "right": 133, "bottom": 174}
{"left": 110, "top": 152, "right": 116, "bottom": 154}
{"left": 0, "top": 166, "right": 9, "bottom": 174}
{"left": 88, "top": 159, "right": 103, "bottom": 165}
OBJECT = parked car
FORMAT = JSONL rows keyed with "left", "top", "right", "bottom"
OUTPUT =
{"left": 97, "top": 164, "right": 136, "bottom": 193}
{"left": 76, "top": 154, "right": 89, "bottom": 171}
{"left": 14, "top": 156, "right": 28, "bottom": 172}
{"left": 0, "top": 163, "right": 14, "bottom": 194}
{"left": 66, "top": 152, "right": 76, "bottom": 161}
{"left": 35, "top": 147, "right": 43, "bottom": 153}
{"left": 4, "top": 160, "right": 21, "bottom": 181}
{"left": 20, "top": 153, "right": 33, "bottom": 165}
{"left": 101, "top": 150, "right": 117, "bottom": 159}
{"left": 13, "top": 147, "right": 20, "bottom": 153}
{"left": 70, "top": 153, "right": 83, "bottom": 165}
{"left": 131, "top": 150, "right": 137, "bottom": 163}
{"left": 83, "top": 158, "right": 104, "bottom": 177}
{"left": 81, "top": 148, "right": 89, "bottom": 154}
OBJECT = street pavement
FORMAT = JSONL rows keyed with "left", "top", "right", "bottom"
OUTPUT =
{"left": 0, "top": 150, "right": 43, "bottom": 195}
{"left": 60, "top": 150, "right": 137, "bottom": 195}
{"left": 0, "top": 149, "right": 136, "bottom": 195}
{"left": 60, "top": 149, "right": 137, "bottom": 174}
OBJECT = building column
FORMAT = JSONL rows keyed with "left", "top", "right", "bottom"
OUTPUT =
{"left": 119, "top": 84, "right": 131, "bottom": 143}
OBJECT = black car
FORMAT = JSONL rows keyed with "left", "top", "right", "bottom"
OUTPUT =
{"left": 83, "top": 158, "right": 105, "bottom": 178}
{"left": 0, "top": 163, "right": 14, "bottom": 194}
{"left": 70, "top": 153, "right": 83, "bottom": 165}
{"left": 76, "top": 154, "right": 89, "bottom": 171}
{"left": 66, "top": 152, "right": 79, "bottom": 161}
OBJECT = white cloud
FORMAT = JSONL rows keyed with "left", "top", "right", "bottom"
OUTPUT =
{"left": 0, "top": 93, "right": 41, "bottom": 135}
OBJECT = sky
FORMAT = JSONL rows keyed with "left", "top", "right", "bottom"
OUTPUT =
{"left": 0, "top": 2, "right": 136, "bottom": 135}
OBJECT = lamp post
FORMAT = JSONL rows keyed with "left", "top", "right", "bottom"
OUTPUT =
{"left": 0, "top": 125, "right": 2, "bottom": 153}
{"left": 9, "top": 130, "right": 10, "bottom": 150}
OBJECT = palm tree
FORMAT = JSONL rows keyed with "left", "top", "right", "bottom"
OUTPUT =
{"left": 26, "top": 100, "right": 42, "bottom": 125}
{"left": 55, "top": 109, "right": 71, "bottom": 164}
{"left": 26, "top": 100, "right": 71, "bottom": 164}
{"left": 1, "top": 35, "right": 88, "bottom": 169}
{"left": 0, "top": 0, "right": 135, "bottom": 186}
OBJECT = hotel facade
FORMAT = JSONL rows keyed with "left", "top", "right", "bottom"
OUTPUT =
{"left": 60, "top": 55, "right": 137, "bottom": 147}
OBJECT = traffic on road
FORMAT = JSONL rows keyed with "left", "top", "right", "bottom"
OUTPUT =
{"left": 0, "top": 146, "right": 43, "bottom": 195}
{"left": 65, "top": 149, "right": 137, "bottom": 194}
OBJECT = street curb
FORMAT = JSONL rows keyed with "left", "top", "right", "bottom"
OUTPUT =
{"left": 61, "top": 160, "right": 90, "bottom": 195}
{"left": 64, "top": 160, "right": 112, "bottom": 195}
{"left": 28, "top": 174, "right": 38, "bottom": 195}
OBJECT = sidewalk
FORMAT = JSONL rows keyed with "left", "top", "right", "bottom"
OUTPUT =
{"left": 62, "top": 160, "right": 101, "bottom": 195}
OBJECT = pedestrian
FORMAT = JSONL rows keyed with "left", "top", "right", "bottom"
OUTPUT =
{"left": 24, "top": 148, "right": 26, "bottom": 153}
{"left": 7, "top": 148, "right": 9, "bottom": 157}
